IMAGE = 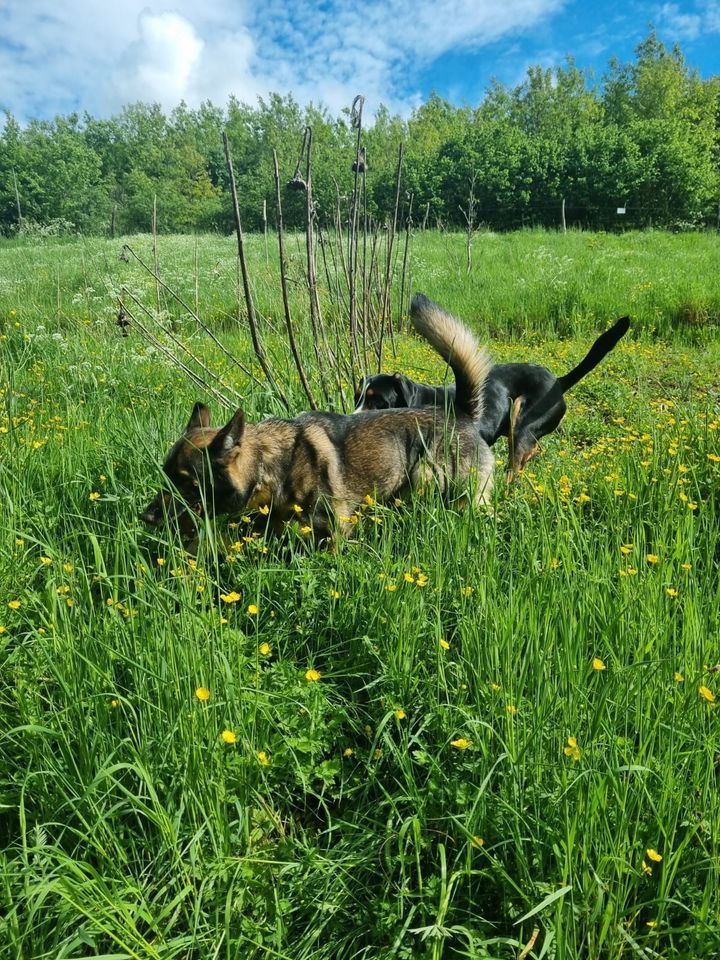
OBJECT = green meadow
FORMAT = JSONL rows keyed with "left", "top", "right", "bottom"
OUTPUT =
{"left": 1, "top": 229, "right": 719, "bottom": 959}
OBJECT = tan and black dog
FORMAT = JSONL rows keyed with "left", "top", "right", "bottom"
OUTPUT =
{"left": 142, "top": 295, "right": 495, "bottom": 545}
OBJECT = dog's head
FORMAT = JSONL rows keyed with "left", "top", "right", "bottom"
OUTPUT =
{"left": 141, "top": 403, "right": 249, "bottom": 534}
{"left": 354, "top": 372, "right": 413, "bottom": 411}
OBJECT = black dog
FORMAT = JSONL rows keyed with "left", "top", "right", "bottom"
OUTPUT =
{"left": 355, "top": 301, "right": 630, "bottom": 479}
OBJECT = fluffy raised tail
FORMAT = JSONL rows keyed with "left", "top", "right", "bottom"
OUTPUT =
{"left": 410, "top": 293, "right": 492, "bottom": 420}
{"left": 557, "top": 315, "right": 630, "bottom": 393}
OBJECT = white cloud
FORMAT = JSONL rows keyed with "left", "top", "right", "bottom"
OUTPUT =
{"left": 657, "top": 3, "right": 702, "bottom": 40}
{"left": 657, "top": 1, "right": 720, "bottom": 41}
{"left": 1, "top": 0, "right": 569, "bottom": 122}
{"left": 119, "top": 12, "right": 204, "bottom": 106}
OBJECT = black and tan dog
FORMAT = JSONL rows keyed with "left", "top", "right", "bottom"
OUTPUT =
{"left": 142, "top": 296, "right": 495, "bottom": 545}
{"left": 355, "top": 303, "right": 630, "bottom": 480}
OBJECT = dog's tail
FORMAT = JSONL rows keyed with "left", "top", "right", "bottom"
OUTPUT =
{"left": 556, "top": 316, "right": 630, "bottom": 393}
{"left": 410, "top": 293, "right": 491, "bottom": 420}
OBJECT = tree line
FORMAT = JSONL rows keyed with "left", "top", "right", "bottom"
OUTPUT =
{"left": 1, "top": 32, "right": 718, "bottom": 236}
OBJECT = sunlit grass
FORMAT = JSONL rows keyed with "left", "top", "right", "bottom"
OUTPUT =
{"left": 1, "top": 231, "right": 719, "bottom": 959}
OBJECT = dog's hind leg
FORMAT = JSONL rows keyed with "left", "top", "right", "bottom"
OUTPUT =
{"left": 507, "top": 396, "right": 567, "bottom": 480}
{"left": 506, "top": 397, "right": 525, "bottom": 483}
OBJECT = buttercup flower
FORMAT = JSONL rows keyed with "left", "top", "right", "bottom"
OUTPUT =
{"left": 451, "top": 738, "right": 472, "bottom": 750}
{"left": 564, "top": 736, "right": 581, "bottom": 761}
{"left": 257, "top": 751, "right": 270, "bottom": 766}
{"left": 698, "top": 686, "right": 716, "bottom": 703}
{"left": 247, "top": 604, "right": 259, "bottom": 615}
{"left": 195, "top": 687, "right": 210, "bottom": 702}
{"left": 646, "top": 848, "right": 662, "bottom": 862}
{"left": 305, "top": 669, "right": 321, "bottom": 682}
{"left": 220, "top": 591, "right": 241, "bottom": 603}
{"left": 222, "top": 730, "right": 237, "bottom": 744}
{"left": 592, "top": 657, "right": 606, "bottom": 671}
{"left": 394, "top": 709, "right": 406, "bottom": 720}
{"left": 259, "top": 642, "right": 271, "bottom": 656}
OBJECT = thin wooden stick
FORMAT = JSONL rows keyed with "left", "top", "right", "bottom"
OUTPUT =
{"left": 223, "top": 131, "right": 289, "bottom": 410}
{"left": 273, "top": 149, "right": 317, "bottom": 410}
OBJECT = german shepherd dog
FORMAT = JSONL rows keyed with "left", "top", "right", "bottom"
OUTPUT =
{"left": 355, "top": 309, "right": 630, "bottom": 480}
{"left": 141, "top": 295, "right": 494, "bottom": 545}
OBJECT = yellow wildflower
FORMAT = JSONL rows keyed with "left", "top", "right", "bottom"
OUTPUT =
{"left": 646, "top": 848, "right": 662, "bottom": 863}
{"left": 563, "top": 736, "right": 581, "bottom": 762}
{"left": 394, "top": 709, "right": 406, "bottom": 720}
{"left": 451, "top": 738, "right": 472, "bottom": 750}
{"left": 257, "top": 751, "right": 270, "bottom": 766}
{"left": 8, "top": 600, "right": 20, "bottom": 610}
{"left": 258, "top": 505, "right": 270, "bottom": 515}
{"left": 221, "top": 730, "right": 237, "bottom": 744}
{"left": 292, "top": 503, "right": 303, "bottom": 513}
{"left": 506, "top": 704, "right": 518, "bottom": 715}
{"left": 439, "top": 639, "right": 450, "bottom": 650}
{"left": 305, "top": 669, "right": 321, "bottom": 682}
{"left": 698, "top": 686, "right": 716, "bottom": 703}
{"left": 646, "top": 554, "right": 659, "bottom": 564}
{"left": 592, "top": 657, "right": 606, "bottom": 671}
{"left": 259, "top": 642, "right": 271, "bottom": 656}
{"left": 666, "top": 587, "right": 678, "bottom": 598}
{"left": 471, "top": 836, "right": 485, "bottom": 848}
{"left": 220, "top": 591, "right": 241, "bottom": 603}
{"left": 620, "top": 544, "right": 634, "bottom": 555}
{"left": 343, "top": 747, "right": 353, "bottom": 758}
{"left": 39, "top": 556, "right": 52, "bottom": 565}
{"left": 89, "top": 491, "right": 101, "bottom": 501}
{"left": 247, "top": 604, "right": 259, "bottom": 615}
{"left": 674, "top": 672, "right": 684, "bottom": 683}
{"left": 641, "top": 860, "right": 653, "bottom": 876}
{"left": 195, "top": 687, "right": 210, "bottom": 702}
{"left": 156, "top": 557, "right": 165, "bottom": 566}
{"left": 300, "top": 525, "right": 312, "bottom": 535}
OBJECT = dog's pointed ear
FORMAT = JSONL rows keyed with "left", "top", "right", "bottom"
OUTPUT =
{"left": 210, "top": 408, "right": 245, "bottom": 456}
{"left": 397, "top": 377, "right": 413, "bottom": 404}
{"left": 185, "top": 402, "right": 211, "bottom": 432}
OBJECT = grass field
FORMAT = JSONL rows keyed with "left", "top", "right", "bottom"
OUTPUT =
{"left": 1, "top": 229, "right": 719, "bottom": 959}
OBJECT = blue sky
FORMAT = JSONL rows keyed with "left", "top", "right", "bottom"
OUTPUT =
{"left": 1, "top": 0, "right": 718, "bottom": 124}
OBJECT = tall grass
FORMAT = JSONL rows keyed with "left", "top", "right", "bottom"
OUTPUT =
{"left": 1, "top": 231, "right": 719, "bottom": 959}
